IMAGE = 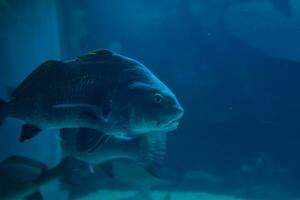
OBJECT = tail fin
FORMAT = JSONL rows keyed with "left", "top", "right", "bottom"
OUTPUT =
{"left": 271, "top": 0, "right": 292, "bottom": 18}
{"left": 138, "top": 132, "right": 167, "bottom": 178}
{"left": 0, "top": 98, "right": 7, "bottom": 126}
{"left": 42, "top": 157, "right": 72, "bottom": 183}
{"left": 52, "top": 157, "right": 72, "bottom": 176}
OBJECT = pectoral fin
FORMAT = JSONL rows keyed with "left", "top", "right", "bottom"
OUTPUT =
{"left": 61, "top": 128, "right": 111, "bottom": 153}
{"left": 24, "top": 189, "right": 43, "bottom": 200}
{"left": 87, "top": 134, "right": 110, "bottom": 153}
{"left": 20, "top": 124, "right": 42, "bottom": 143}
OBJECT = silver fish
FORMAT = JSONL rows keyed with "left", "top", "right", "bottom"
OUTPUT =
{"left": 0, "top": 49, "right": 184, "bottom": 142}
{"left": 59, "top": 128, "right": 166, "bottom": 177}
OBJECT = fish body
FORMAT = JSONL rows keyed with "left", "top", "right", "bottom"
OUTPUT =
{"left": 59, "top": 128, "right": 167, "bottom": 199}
{"left": 0, "top": 155, "right": 68, "bottom": 200}
{"left": 60, "top": 128, "right": 166, "bottom": 177}
{"left": 61, "top": 158, "right": 168, "bottom": 200}
{"left": 0, "top": 49, "right": 184, "bottom": 142}
{"left": 61, "top": 129, "right": 140, "bottom": 163}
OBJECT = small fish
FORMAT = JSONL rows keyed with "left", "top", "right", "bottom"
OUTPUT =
{"left": 0, "top": 155, "right": 69, "bottom": 200}
{"left": 0, "top": 49, "right": 184, "bottom": 142}
{"left": 59, "top": 127, "right": 167, "bottom": 178}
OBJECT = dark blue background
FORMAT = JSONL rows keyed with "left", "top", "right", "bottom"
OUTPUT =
{"left": 0, "top": 0, "right": 299, "bottom": 194}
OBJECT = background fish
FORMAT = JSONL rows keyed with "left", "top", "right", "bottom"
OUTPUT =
{"left": 0, "top": 155, "right": 68, "bottom": 200}
{"left": 59, "top": 158, "right": 169, "bottom": 200}
{"left": 59, "top": 128, "right": 167, "bottom": 177}
{"left": 0, "top": 49, "right": 184, "bottom": 142}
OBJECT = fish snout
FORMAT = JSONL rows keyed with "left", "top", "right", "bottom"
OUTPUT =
{"left": 173, "top": 103, "right": 184, "bottom": 120}
{"left": 176, "top": 105, "right": 184, "bottom": 119}
{"left": 167, "top": 96, "right": 184, "bottom": 119}
{"left": 158, "top": 105, "right": 184, "bottom": 131}
{"left": 164, "top": 104, "right": 183, "bottom": 125}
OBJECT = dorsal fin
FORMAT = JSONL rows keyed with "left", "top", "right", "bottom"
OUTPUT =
{"left": 77, "top": 49, "right": 114, "bottom": 61}
{"left": 1, "top": 155, "right": 48, "bottom": 172}
{"left": 12, "top": 60, "right": 63, "bottom": 98}
{"left": 92, "top": 49, "right": 114, "bottom": 55}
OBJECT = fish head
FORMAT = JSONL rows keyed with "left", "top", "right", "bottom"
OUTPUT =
{"left": 119, "top": 81, "right": 184, "bottom": 135}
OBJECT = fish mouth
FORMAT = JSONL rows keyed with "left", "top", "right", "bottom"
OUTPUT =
{"left": 163, "top": 120, "right": 179, "bottom": 131}
{"left": 156, "top": 108, "right": 184, "bottom": 131}
{"left": 165, "top": 119, "right": 179, "bottom": 128}
{"left": 157, "top": 119, "right": 180, "bottom": 131}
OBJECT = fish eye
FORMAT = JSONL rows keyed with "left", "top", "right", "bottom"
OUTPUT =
{"left": 153, "top": 93, "right": 163, "bottom": 104}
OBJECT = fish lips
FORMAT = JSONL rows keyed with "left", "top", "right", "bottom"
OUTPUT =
{"left": 156, "top": 116, "right": 182, "bottom": 132}
{"left": 163, "top": 120, "right": 180, "bottom": 131}
{"left": 157, "top": 106, "right": 184, "bottom": 131}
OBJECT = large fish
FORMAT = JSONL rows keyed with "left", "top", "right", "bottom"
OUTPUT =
{"left": 0, "top": 49, "right": 184, "bottom": 142}
{"left": 59, "top": 128, "right": 167, "bottom": 177}
{"left": 0, "top": 155, "right": 68, "bottom": 200}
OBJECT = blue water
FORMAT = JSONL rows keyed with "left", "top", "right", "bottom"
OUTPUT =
{"left": 0, "top": 0, "right": 299, "bottom": 199}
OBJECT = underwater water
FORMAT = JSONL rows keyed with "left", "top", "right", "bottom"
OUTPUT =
{"left": 0, "top": 0, "right": 300, "bottom": 199}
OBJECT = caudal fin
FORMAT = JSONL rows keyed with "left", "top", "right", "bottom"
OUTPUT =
{"left": 0, "top": 98, "right": 7, "bottom": 126}
{"left": 139, "top": 132, "right": 167, "bottom": 178}
{"left": 51, "top": 157, "right": 72, "bottom": 178}
{"left": 38, "top": 157, "right": 72, "bottom": 184}
{"left": 271, "top": 0, "right": 292, "bottom": 18}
